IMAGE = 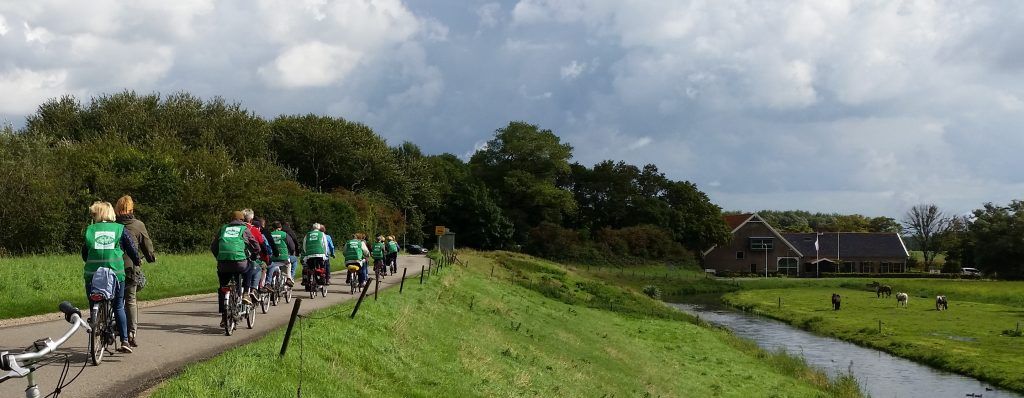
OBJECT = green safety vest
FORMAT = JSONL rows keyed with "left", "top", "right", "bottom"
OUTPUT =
{"left": 304, "top": 230, "right": 327, "bottom": 256}
{"left": 84, "top": 222, "right": 126, "bottom": 282}
{"left": 371, "top": 242, "right": 385, "bottom": 259}
{"left": 216, "top": 224, "right": 247, "bottom": 261}
{"left": 387, "top": 241, "right": 399, "bottom": 254}
{"left": 270, "top": 230, "right": 289, "bottom": 261}
{"left": 343, "top": 239, "right": 364, "bottom": 261}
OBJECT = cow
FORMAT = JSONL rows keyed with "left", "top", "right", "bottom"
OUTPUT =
{"left": 831, "top": 293, "right": 841, "bottom": 311}
{"left": 936, "top": 295, "right": 948, "bottom": 311}
{"left": 876, "top": 285, "right": 892, "bottom": 298}
{"left": 896, "top": 292, "right": 909, "bottom": 308}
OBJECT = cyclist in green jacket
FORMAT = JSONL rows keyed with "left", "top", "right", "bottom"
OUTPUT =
{"left": 386, "top": 235, "right": 400, "bottom": 274}
{"left": 268, "top": 221, "right": 296, "bottom": 287}
{"left": 211, "top": 211, "right": 259, "bottom": 326}
{"left": 371, "top": 236, "right": 387, "bottom": 277}
{"left": 302, "top": 223, "right": 330, "bottom": 287}
{"left": 83, "top": 201, "right": 142, "bottom": 354}
{"left": 343, "top": 233, "right": 371, "bottom": 288}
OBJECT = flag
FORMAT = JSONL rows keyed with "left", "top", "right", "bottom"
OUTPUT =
{"left": 814, "top": 234, "right": 819, "bottom": 252}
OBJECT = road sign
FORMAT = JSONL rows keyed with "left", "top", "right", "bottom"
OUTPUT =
{"left": 435, "top": 226, "right": 446, "bottom": 236}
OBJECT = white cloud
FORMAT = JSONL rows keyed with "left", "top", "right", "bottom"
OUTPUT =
{"left": 0, "top": 14, "right": 8, "bottom": 36}
{"left": 560, "top": 60, "right": 586, "bottom": 81}
{"left": 626, "top": 136, "right": 651, "bottom": 150}
{"left": 0, "top": 68, "right": 75, "bottom": 114}
{"left": 260, "top": 42, "right": 362, "bottom": 88}
{"left": 23, "top": 22, "right": 54, "bottom": 44}
{"left": 477, "top": 3, "right": 501, "bottom": 29}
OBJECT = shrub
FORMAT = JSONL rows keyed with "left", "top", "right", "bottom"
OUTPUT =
{"left": 642, "top": 285, "right": 661, "bottom": 299}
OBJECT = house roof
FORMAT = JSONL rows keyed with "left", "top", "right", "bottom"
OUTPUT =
{"left": 724, "top": 214, "right": 754, "bottom": 231}
{"left": 781, "top": 232, "right": 909, "bottom": 260}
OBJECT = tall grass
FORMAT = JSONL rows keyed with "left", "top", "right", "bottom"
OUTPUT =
{"left": 152, "top": 252, "right": 862, "bottom": 397}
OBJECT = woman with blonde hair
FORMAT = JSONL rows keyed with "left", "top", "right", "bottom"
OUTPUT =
{"left": 115, "top": 195, "right": 157, "bottom": 348}
{"left": 83, "top": 201, "right": 142, "bottom": 354}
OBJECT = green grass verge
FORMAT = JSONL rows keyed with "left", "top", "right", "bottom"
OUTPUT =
{"left": 0, "top": 254, "right": 217, "bottom": 319}
{"left": 724, "top": 287, "right": 1024, "bottom": 393}
{"left": 151, "top": 252, "right": 861, "bottom": 397}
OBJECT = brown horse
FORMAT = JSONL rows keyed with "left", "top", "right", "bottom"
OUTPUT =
{"left": 876, "top": 285, "right": 892, "bottom": 298}
{"left": 831, "top": 293, "right": 841, "bottom": 310}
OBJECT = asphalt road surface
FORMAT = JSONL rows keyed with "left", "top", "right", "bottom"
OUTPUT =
{"left": 0, "top": 255, "right": 429, "bottom": 398}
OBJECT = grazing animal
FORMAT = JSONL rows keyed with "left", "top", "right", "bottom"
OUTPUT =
{"left": 831, "top": 293, "right": 841, "bottom": 310}
{"left": 876, "top": 285, "right": 892, "bottom": 298}
{"left": 936, "top": 295, "right": 948, "bottom": 311}
{"left": 896, "top": 292, "right": 909, "bottom": 308}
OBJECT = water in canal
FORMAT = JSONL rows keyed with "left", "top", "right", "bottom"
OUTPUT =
{"left": 670, "top": 302, "right": 1021, "bottom": 398}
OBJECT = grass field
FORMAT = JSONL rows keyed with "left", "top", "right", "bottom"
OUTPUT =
{"left": 151, "top": 252, "right": 861, "bottom": 397}
{"left": 0, "top": 254, "right": 220, "bottom": 319}
{"left": 724, "top": 287, "right": 1024, "bottom": 392}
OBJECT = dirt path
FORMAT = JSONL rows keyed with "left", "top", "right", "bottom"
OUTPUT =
{"left": 0, "top": 256, "right": 429, "bottom": 398}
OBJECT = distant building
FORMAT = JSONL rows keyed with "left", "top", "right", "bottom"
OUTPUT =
{"left": 702, "top": 213, "right": 909, "bottom": 276}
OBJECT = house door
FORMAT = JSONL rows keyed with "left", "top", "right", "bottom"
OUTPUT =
{"left": 750, "top": 263, "right": 757, "bottom": 273}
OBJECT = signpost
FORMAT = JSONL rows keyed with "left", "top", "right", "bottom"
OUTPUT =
{"left": 435, "top": 226, "right": 446, "bottom": 236}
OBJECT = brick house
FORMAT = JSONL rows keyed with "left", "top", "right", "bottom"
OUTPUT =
{"left": 702, "top": 213, "right": 909, "bottom": 276}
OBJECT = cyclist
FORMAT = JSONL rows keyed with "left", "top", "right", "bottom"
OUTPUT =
{"left": 281, "top": 221, "right": 301, "bottom": 279}
{"left": 320, "top": 224, "right": 336, "bottom": 285}
{"left": 371, "top": 236, "right": 387, "bottom": 276}
{"left": 83, "top": 201, "right": 142, "bottom": 354}
{"left": 302, "top": 223, "right": 329, "bottom": 288}
{"left": 114, "top": 195, "right": 157, "bottom": 349}
{"left": 269, "top": 221, "right": 296, "bottom": 287}
{"left": 386, "top": 235, "right": 399, "bottom": 273}
{"left": 212, "top": 211, "right": 258, "bottom": 327}
{"left": 343, "top": 233, "right": 372, "bottom": 288}
{"left": 241, "top": 210, "right": 270, "bottom": 302}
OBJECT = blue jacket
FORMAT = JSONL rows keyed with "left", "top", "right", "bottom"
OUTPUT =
{"left": 325, "top": 234, "right": 336, "bottom": 258}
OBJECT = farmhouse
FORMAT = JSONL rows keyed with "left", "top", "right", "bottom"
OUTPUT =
{"left": 702, "top": 213, "right": 909, "bottom": 276}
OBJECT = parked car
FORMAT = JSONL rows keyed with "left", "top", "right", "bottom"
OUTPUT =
{"left": 961, "top": 267, "right": 981, "bottom": 277}
{"left": 405, "top": 244, "right": 429, "bottom": 254}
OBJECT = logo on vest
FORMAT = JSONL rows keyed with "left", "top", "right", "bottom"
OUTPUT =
{"left": 223, "top": 226, "right": 242, "bottom": 238}
{"left": 94, "top": 231, "right": 116, "bottom": 250}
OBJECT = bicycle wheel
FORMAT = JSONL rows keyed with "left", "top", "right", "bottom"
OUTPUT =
{"left": 320, "top": 283, "right": 326, "bottom": 297}
{"left": 224, "top": 293, "right": 236, "bottom": 336}
{"left": 350, "top": 274, "right": 357, "bottom": 295}
{"left": 260, "top": 292, "right": 269, "bottom": 314}
{"left": 245, "top": 301, "right": 256, "bottom": 329}
{"left": 88, "top": 303, "right": 105, "bottom": 365}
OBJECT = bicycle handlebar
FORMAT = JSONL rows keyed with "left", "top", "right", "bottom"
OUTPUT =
{"left": 0, "top": 302, "right": 91, "bottom": 381}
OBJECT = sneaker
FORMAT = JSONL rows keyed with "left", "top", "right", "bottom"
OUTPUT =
{"left": 128, "top": 335, "right": 139, "bottom": 348}
{"left": 285, "top": 278, "right": 294, "bottom": 287}
{"left": 117, "top": 345, "right": 133, "bottom": 354}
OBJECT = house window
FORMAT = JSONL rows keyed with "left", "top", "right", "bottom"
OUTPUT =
{"left": 749, "top": 237, "right": 773, "bottom": 251}
{"left": 736, "top": 251, "right": 745, "bottom": 259}
{"left": 777, "top": 257, "right": 799, "bottom": 276}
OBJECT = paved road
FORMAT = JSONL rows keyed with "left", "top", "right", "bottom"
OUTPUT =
{"left": 0, "top": 255, "right": 429, "bottom": 398}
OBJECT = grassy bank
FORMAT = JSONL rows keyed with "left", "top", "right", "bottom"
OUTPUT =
{"left": 152, "top": 252, "right": 861, "bottom": 397}
{"left": 724, "top": 287, "right": 1024, "bottom": 392}
{"left": 0, "top": 254, "right": 217, "bottom": 319}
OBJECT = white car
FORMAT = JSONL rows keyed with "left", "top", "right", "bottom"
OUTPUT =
{"left": 961, "top": 267, "right": 981, "bottom": 276}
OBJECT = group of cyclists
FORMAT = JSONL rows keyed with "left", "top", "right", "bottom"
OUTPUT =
{"left": 80, "top": 200, "right": 405, "bottom": 356}
{"left": 210, "top": 209, "right": 402, "bottom": 329}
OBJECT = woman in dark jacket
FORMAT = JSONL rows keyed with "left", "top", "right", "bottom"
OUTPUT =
{"left": 115, "top": 195, "right": 157, "bottom": 348}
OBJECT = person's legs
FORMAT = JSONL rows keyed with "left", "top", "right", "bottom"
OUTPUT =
{"left": 289, "top": 256, "right": 299, "bottom": 279}
{"left": 265, "top": 263, "right": 281, "bottom": 285}
{"left": 217, "top": 271, "right": 234, "bottom": 313}
{"left": 124, "top": 267, "right": 139, "bottom": 346}
{"left": 112, "top": 279, "right": 130, "bottom": 350}
{"left": 324, "top": 258, "right": 331, "bottom": 284}
{"left": 359, "top": 260, "right": 369, "bottom": 286}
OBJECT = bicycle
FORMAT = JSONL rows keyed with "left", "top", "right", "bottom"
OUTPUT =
{"left": 302, "top": 262, "right": 328, "bottom": 299}
{"left": 1, "top": 302, "right": 91, "bottom": 398}
{"left": 220, "top": 277, "right": 255, "bottom": 336}
{"left": 268, "top": 266, "right": 292, "bottom": 306}
{"left": 346, "top": 261, "right": 362, "bottom": 295}
{"left": 87, "top": 286, "right": 117, "bottom": 365}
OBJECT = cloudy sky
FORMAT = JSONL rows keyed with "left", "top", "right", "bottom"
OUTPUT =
{"left": 2, "top": 0, "right": 1022, "bottom": 218}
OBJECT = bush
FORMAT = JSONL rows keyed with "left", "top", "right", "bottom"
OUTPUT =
{"left": 642, "top": 285, "right": 661, "bottom": 299}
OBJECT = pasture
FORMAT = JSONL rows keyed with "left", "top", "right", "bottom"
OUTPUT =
{"left": 724, "top": 286, "right": 1024, "bottom": 392}
{"left": 0, "top": 254, "right": 219, "bottom": 319}
{"left": 152, "top": 252, "right": 861, "bottom": 397}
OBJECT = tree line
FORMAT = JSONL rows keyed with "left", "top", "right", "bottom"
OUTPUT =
{"left": 0, "top": 91, "right": 730, "bottom": 264}
{"left": 903, "top": 203, "right": 1024, "bottom": 279}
